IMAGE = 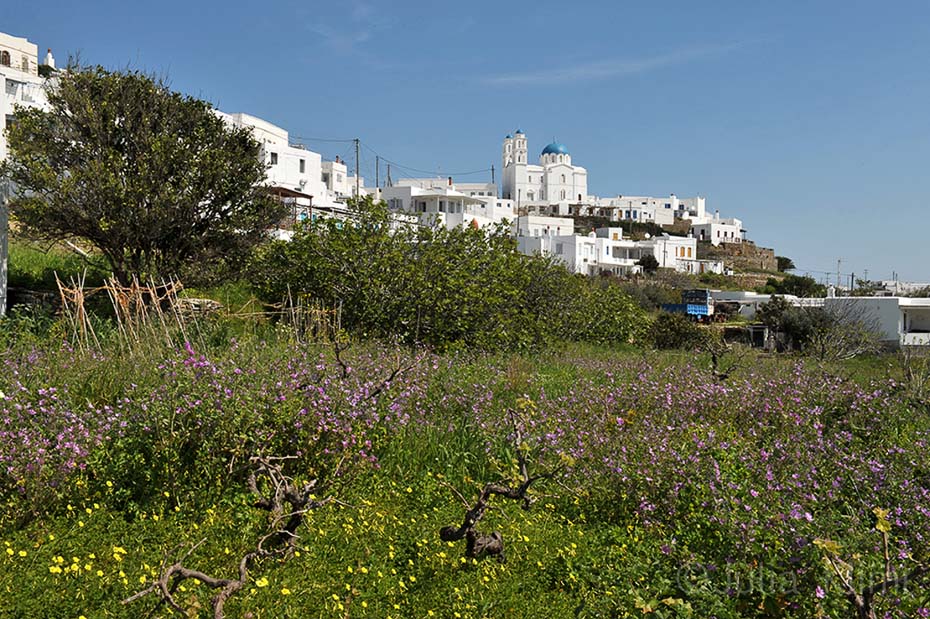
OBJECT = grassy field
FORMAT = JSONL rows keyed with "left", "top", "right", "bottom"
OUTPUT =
{"left": 0, "top": 327, "right": 928, "bottom": 618}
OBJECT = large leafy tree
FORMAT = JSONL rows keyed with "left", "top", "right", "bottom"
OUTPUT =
{"left": 1, "top": 66, "right": 285, "bottom": 283}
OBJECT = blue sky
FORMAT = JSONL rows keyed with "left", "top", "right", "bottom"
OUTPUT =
{"left": 4, "top": 0, "right": 930, "bottom": 282}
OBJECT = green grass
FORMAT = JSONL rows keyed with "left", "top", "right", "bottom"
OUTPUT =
{"left": 7, "top": 238, "right": 109, "bottom": 291}
{"left": 0, "top": 328, "right": 925, "bottom": 618}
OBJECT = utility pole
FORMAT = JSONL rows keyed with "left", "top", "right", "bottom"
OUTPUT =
{"left": 491, "top": 165, "right": 495, "bottom": 185}
{"left": 376, "top": 156, "right": 380, "bottom": 189}
{"left": 354, "top": 138, "right": 360, "bottom": 200}
{"left": 387, "top": 164, "right": 392, "bottom": 188}
{"left": 836, "top": 259, "right": 842, "bottom": 295}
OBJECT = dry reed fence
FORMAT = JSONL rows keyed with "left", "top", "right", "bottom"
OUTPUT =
{"left": 54, "top": 275, "right": 342, "bottom": 351}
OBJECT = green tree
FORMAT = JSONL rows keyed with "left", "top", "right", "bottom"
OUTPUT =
{"left": 756, "top": 295, "right": 879, "bottom": 358}
{"left": 1, "top": 65, "right": 285, "bottom": 284}
{"left": 776, "top": 255, "right": 796, "bottom": 272}
{"left": 755, "top": 295, "right": 791, "bottom": 332}
{"left": 759, "top": 273, "right": 826, "bottom": 298}
{"left": 650, "top": 311, "right": 706, "bottom": 350}
{"left": 636, "top": 254, "right": 660, "bottom": 274}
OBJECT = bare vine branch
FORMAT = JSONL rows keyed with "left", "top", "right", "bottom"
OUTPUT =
{"left": 123, "top": 455, "right": 334, "bottom": 618}
{"left": 439, "top": 409, "right": 565, "bottom": 562}
{"left": 818, "top": 524, "right": 930, "bottom": 619}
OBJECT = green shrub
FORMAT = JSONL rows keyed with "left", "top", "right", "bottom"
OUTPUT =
{"left": 650, "top": 311, "right": 706, "bottom": 349}
{"left": 249, "top": 198, "right": 646, "bottom": 351}
{"left": 617, "top": 279, "right": 680, "bottom": 311}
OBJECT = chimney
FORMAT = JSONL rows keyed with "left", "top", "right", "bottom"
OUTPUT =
{"left": 44, "top": 48, "right": 55, "bottom": 69}
{"left": 448, "top": 176, "right": 453, "bottom": 187}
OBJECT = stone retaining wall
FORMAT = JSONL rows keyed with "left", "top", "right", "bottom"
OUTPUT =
{"left": 698, "top": 240, "right": 776, "bottom": 273}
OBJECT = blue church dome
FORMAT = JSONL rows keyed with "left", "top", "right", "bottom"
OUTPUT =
{"left": 514, "top": 129, "right": 524, "bottom": 134}
{"left": 541, "top": 142, "right": 569, "bottom": 156}
{"left": 505, "top": 134, "right": 513, "bottom": 139}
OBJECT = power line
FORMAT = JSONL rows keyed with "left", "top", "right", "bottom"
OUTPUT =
{"left": 289, "top": 135, "right": 355, "bottom": 144}
{"left": 360, "top": 141, "right": 490, "bottom": 178}
{"left": 286, "top": 134, "right": 492, "bottom": 181}
{"left": 792, "top": 266, "right": 851, "bottom": 276}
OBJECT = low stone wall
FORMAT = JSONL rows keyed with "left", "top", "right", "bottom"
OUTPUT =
{"left": 698, "top": 240, "right": 776, "bottom": 273}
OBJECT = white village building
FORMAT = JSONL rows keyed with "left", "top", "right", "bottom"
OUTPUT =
{"left": 519, "top": 227, "right": 723, "bottom": 277}
{"left": 1, "top": 32, "right": 55, "bottom": 316}
{"left": 843, "top": 297, "right": 930, "bottom": 347}
{"left": 215, "top": 112, "right": 361, "bottom": 226}
{"left": 379, "top": 132, "right": 731, "bottom": 277}
{"left": 498, "top": 130, "right": 744, "bottom": 240}
{"left": 689, "top": 212, "right": 744, "bottom": 245}
{"left": 513, "top": 214, "right": 575, "bottom": 238}
{"left": 381, "top": 178, "right": 516, "bottom": 230}
{"left": 576, "top": 195, "right": 677, "bottom": 226}
{"left": 1, "top": 33, "right": 52, "bottom": 162}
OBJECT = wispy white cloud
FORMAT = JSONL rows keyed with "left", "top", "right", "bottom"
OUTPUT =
{"left": 483, "top": 43, "right": 743, "bottom": 86}
{"left": 306, "top": 1, "right": 389, "bottom": 54}
{"left": 306, "top": 24, "right": 371, "bottom": 53}
{"left": 350, "top": 2, "right": 374, "bottom": 22}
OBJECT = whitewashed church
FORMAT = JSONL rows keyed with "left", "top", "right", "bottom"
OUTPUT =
{"left": 500, "top": 130, "right": 588, "bottom": 206}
